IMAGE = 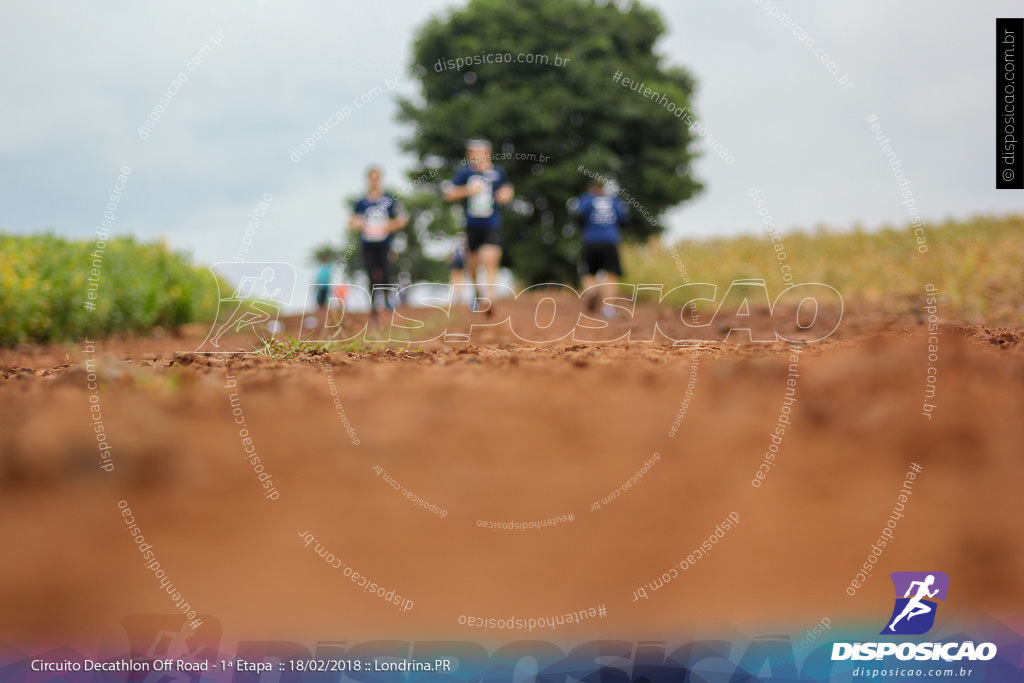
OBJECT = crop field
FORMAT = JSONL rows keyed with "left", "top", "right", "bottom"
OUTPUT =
{"left": 0, "top": 233, "right": 221, "bottom": 347}
{"left": 625, "top": 214, "right": 1024, "bottom": 325}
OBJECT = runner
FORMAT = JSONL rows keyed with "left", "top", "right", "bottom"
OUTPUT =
{"left": 313, "top": 256, "right": 333, "bottom": 314}
{"left": 443, "top": 139, "right": 514, "bottom": 315}
{"left": 570, "top": 177, "right": 630, "bottom": 318}
{"left": 348, "top": 166, "right": 407, "bottom": 324}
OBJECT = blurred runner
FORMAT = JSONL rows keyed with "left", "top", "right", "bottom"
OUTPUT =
{"left": 448, "top": 233, "right": 468, "bottom": 307}
{"left": 314, "top": 256, "right": 333, "bottom": 314}
{"left": 349, "top": 166, "right": 407, "bottom": 325}
{"left": 443, "top": 138, "right": 513, "bottom": 315}
{"left": 304, "top": 256, "right": 334, "bottom": 330}
{"left": 397, "top": 271, "right": 412, "bottom": 306}
{"left": 570, "top": 177, "right": 629, "bottom": 318}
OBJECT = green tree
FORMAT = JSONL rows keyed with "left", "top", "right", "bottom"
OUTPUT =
{"left": 398, "top": 0, "right": 703, "bottom": 284}
{"left": 392, "top": 187, "right": 455, "bottom": 283}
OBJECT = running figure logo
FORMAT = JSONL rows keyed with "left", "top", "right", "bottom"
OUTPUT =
{"left": 197, "top": 262, "right": 295, "bottom": 352}
{"left": 881, "top": 571, "right": 949, "bottom": 635}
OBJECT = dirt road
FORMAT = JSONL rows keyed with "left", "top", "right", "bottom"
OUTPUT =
{"left": 1, "top": 294, "right": 1022, "bottom": 653}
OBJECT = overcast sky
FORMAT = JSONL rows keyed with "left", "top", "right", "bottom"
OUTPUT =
{"left": 2, "top": 0, "right": 1021, "bottom": 303}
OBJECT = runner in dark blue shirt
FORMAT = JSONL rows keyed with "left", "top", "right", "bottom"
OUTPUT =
{"left": 443, "top": 139, "right": 514, "bottom": 314}
{"left": 349, "top": 166, "right": 407, "bottom": 323}
{"left": 570, "top": 178, "right": 629, "bottom": 317}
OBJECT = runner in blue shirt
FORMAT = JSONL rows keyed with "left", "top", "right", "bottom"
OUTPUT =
{"left": 570, "top": 178, "right": 630, "bottom": 318}
{"left": 443, "top": 139, "right": 514, "bottom": 314}
{"left": 348, "top": 166, "right": 407, "bottom": 323}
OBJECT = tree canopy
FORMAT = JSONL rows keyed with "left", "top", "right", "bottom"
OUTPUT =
{"left": 398, "top": 0, "right": 703, "bottom": 284}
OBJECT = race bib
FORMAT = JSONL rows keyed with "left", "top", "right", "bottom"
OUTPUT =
{"left": 466, "top": 176, "right": 494, "bottom": 218}
{"left": 363, "top": 207, "right": 389, "bottom": 241}
{"left": 593, "top": 197, "right": 616, "bottom": 224}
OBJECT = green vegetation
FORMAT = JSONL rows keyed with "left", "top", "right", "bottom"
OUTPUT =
{"left": 251, "top": 332, "right": 375, "bottom": 359}
{"left": 399, "top": 0, "right": 702, "bottom": 283}
{"left": 0, "top": 232, "right": 222, "bottom": 346}
{"left": 251, "top": 333, "right": 331, "bottom": 359}
{"left": 623, "top": 214, "right": 1024, "bottom": 325}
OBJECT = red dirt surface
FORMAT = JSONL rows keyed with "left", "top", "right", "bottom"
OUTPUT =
{"left": 1, "top": 295, "right": 1022, "bottom": 652}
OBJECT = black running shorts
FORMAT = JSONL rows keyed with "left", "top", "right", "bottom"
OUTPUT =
{"left": 361, "top": 241, "right": 393, "bottom": 288}
{"left": 466, "top": 226, "right": 501, "bottom": 252}
{"left": 581, "top": 241, "right": 622, "bottom": 277}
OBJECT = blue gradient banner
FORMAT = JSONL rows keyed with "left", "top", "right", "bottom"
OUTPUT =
{"left": 3, "top": 616, "right": 1021, "bottom": 683}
